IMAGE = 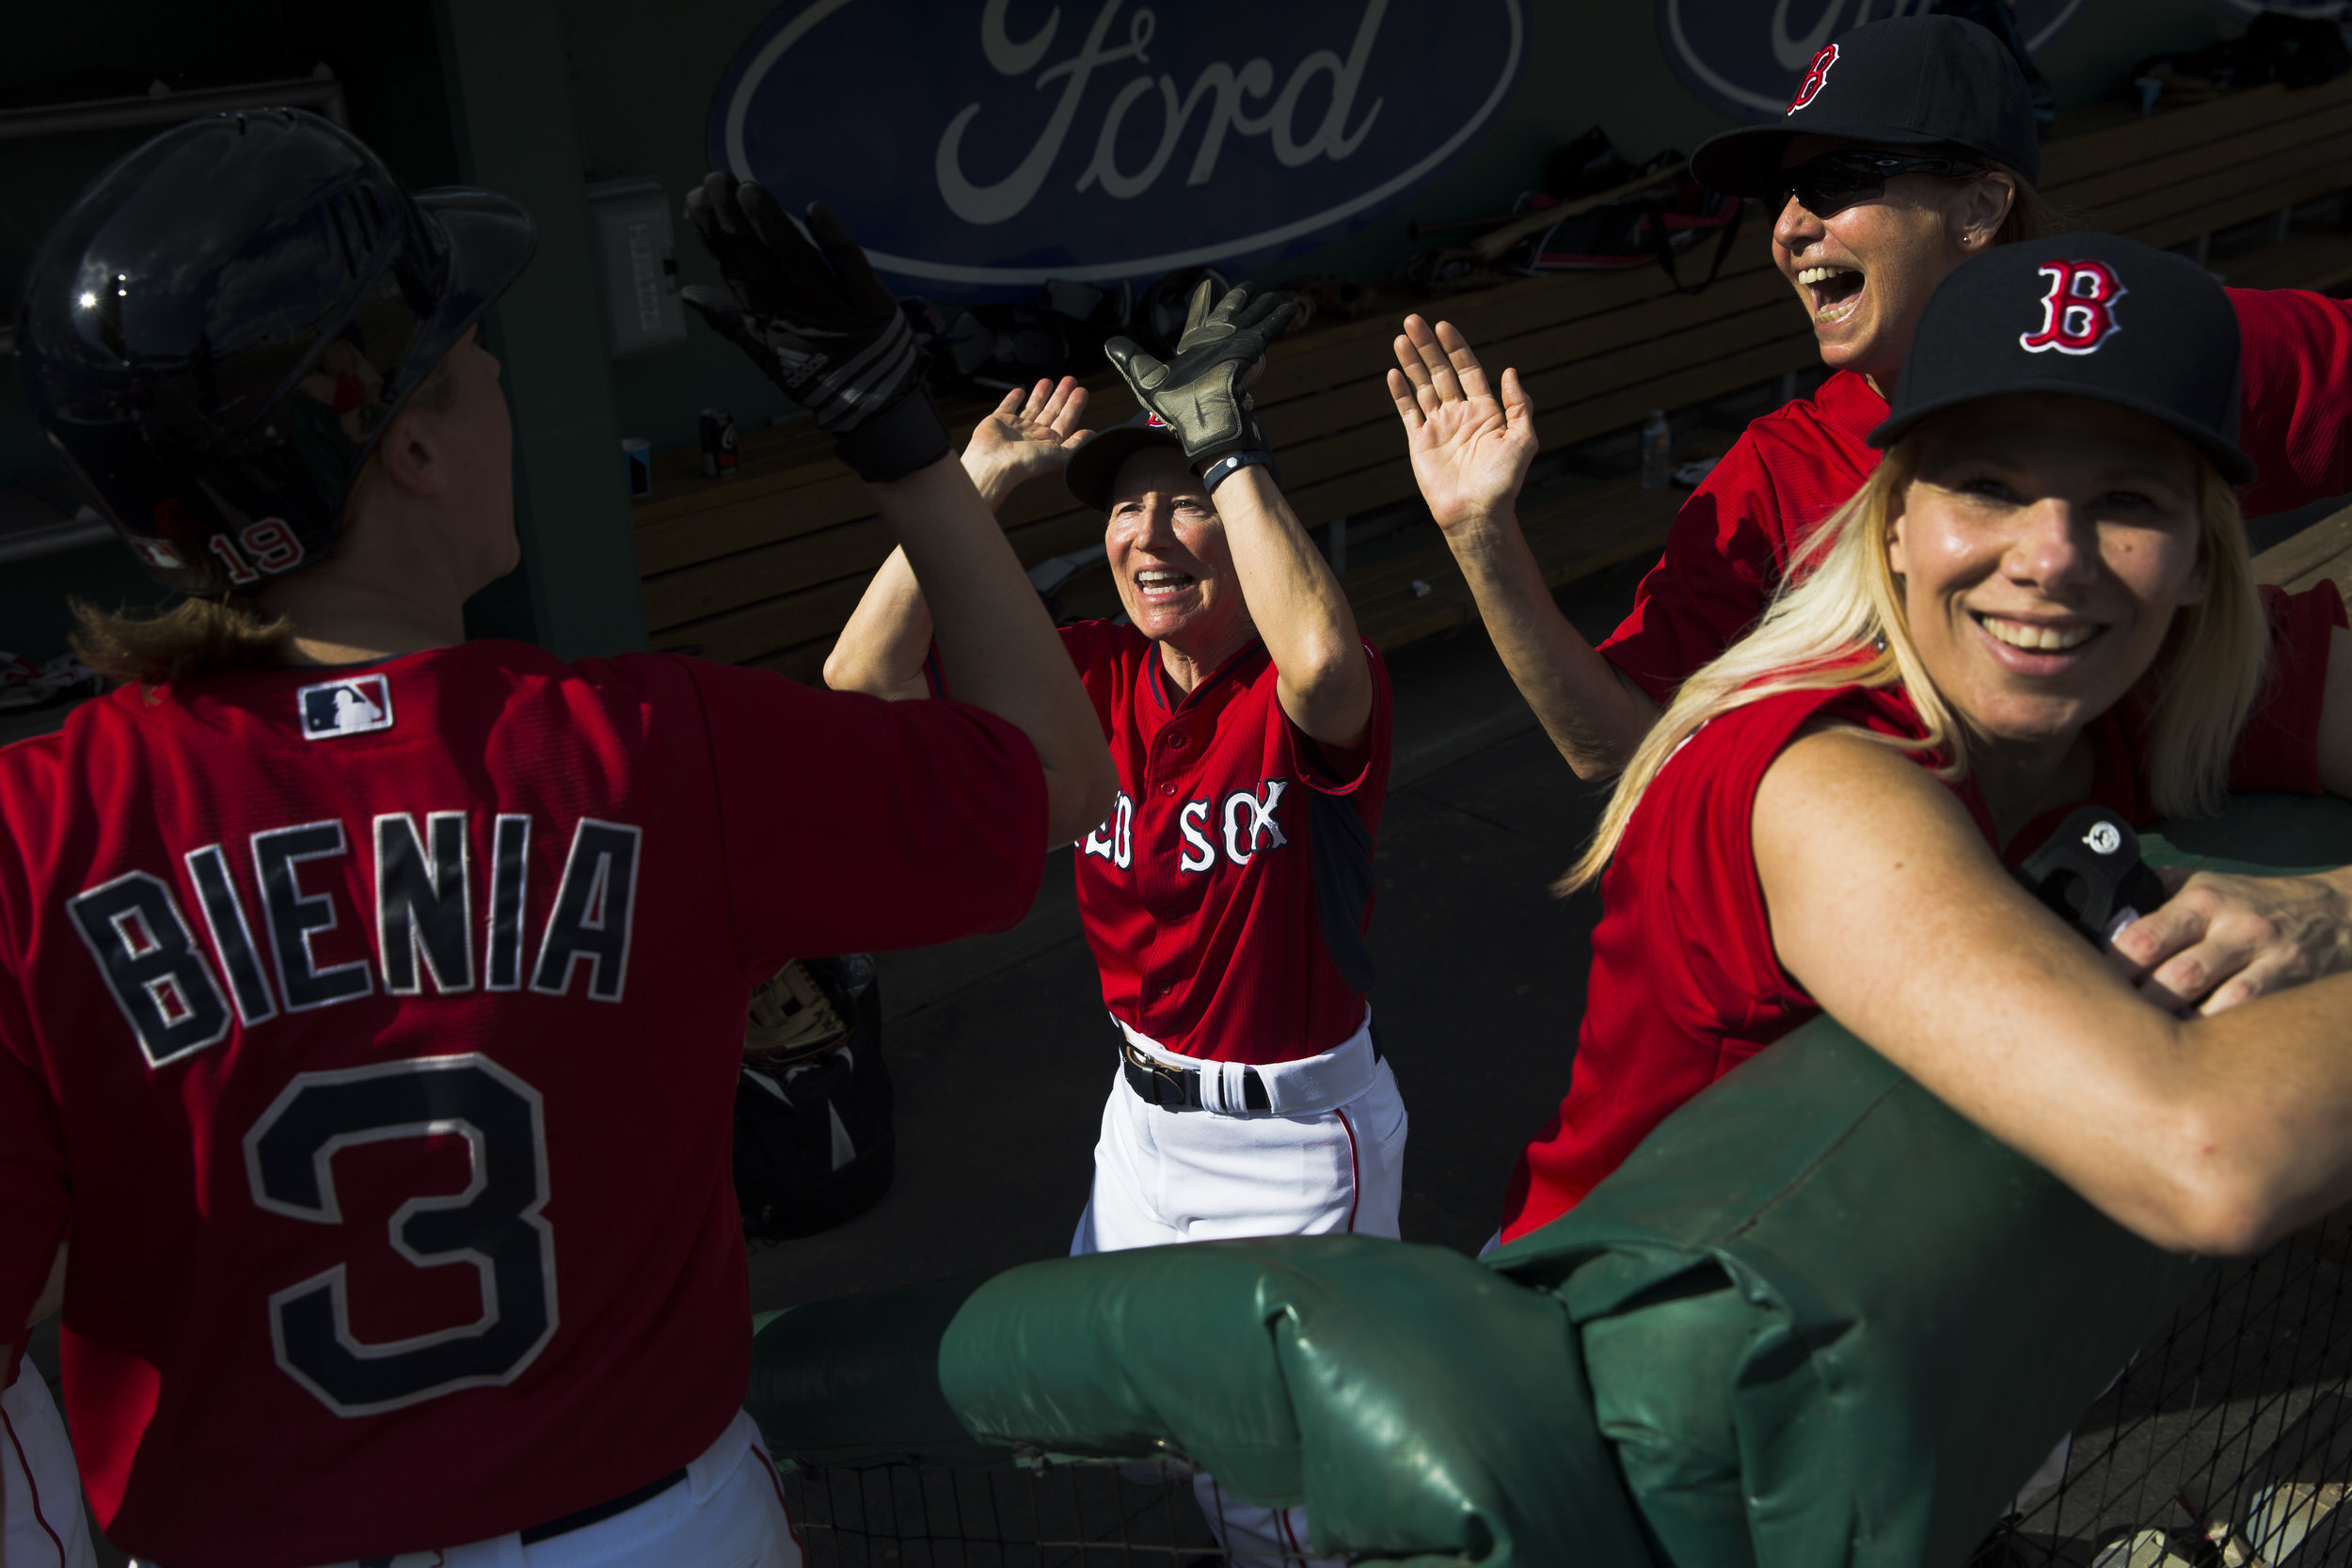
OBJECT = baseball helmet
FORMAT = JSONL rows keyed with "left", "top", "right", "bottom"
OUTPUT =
{"left": 14, "top": 108, "right": 535, "bottom": 591}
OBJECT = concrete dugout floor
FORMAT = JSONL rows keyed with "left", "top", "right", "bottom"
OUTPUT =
{"left": 746, "top": 559, "right": 1644, "bottom": 1310}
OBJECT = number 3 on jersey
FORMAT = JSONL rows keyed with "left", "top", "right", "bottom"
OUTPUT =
{"left": 243, "top": 1053, "right": 557, "bottom": 1416}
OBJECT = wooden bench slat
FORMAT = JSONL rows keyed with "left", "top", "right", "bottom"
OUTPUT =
{"left": 655, "top": 573, "right": 874, "bottom": 666}
{"left": 644, "top": 491, "right": 1114, "bottom": 637}
{"left": 2253, "top": 502, "right": 2352, "bottom": 594}
{"left": 1277, "top": 328, "right": 1817, "bottom": 534}
{"left": 1259, "top": 293, "right": 1811, "bottom": 510}
{"left": 1347, "top": 474, "right": 1686, "bottom": 649}
{"left": 633, "top": 239, "right": 1797, "bottom": 578}
{"left": 633, "top": 468, "right": 879, "bottom": 578}
{"left": 2053, "top": 99, "right": 2352, "bottom": 219}
{"left": 754, "top": 642, "right": 834, "bottom": 686}
{"left": 2217, "top": 233, "right": 2352, "bottom": 293}
{"left": 2123, "top": 169, "right": 2352, "bottom": 256}
{"left": 2089, "top": 138, "right": 2352, "bottom": 248}
{"left": 1251, "top": 231, "right": 1789, "bottom": 406}
{"left": 643, "top": 515, "right": 895, "bottom": 631}
{"left": 2042, "top": 78, "right": 2352, "bottom": 189}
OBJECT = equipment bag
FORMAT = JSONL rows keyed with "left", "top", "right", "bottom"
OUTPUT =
{"left": 1506, "top": 170, "right": 1743, "bottom": 295}
{"left": 733, "top": 955, "right": 894, "bottom": 1242}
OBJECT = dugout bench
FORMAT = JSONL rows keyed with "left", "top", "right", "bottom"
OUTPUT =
{"left": 632, "top": 71, "right": 2352, "bottom": 681}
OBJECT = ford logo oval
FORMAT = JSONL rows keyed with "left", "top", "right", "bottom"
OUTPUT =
{"left": 1659, "top": 0, "right": 2084, "bottom": 119}
{"left": 710, "top": 0, "right": 1526, "bottom": 298}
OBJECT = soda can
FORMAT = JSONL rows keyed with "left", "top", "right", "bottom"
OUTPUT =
{"left": 699, "top": 408, "right": 740, "bottom": 478}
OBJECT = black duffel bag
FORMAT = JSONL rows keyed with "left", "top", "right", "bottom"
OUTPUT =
{"left": 733, "top": 955, "right": 895, "bottom": 1243}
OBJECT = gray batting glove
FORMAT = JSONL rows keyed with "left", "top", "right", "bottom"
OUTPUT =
{"left": 681, "top": 174, "right": 947, "bottom": 483}
{"left": 1104, "top": 281, "right": 1298, "bottom": 467}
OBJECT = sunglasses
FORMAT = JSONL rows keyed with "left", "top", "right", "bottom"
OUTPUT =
{"left": 1772, "top": 150, "right": 1988, "bottom": 219}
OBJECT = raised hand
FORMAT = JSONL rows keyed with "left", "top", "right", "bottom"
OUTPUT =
{"left": 962, "top": 376, "right": 1092, "bottom": 506}
{"left": 1388, "top": 315, "right": 1538, "bottom": 533}
{"left": 1104, "top": 280, "right": 1297, "bottom": 464}
{"left": 680, "top": 173, "right": 946, "bottom": 483}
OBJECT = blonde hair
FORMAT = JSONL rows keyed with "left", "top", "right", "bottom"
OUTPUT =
{"left": 1563, "top": 431, "right": 2268, "bottom": 894}
{"left": 69, "top": 348, "right": 466, "bottom": 689}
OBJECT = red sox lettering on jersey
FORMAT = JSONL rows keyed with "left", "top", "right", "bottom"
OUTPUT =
{"left": 1057, "top": 622, "right": 1392, "bottom": 1067}
{"left": 1089, "top": 777, "right": 1290, "bottom": 875}
{"left": 0, "top": 641, "right": 1048, "bottom": 1560}
{"left": 69, "top": 811, "right": 643, "bottom": 1069}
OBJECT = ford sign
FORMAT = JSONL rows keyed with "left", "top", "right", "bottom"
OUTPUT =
{"left": 710, "top": 0, "right": 1526, "bottom": 298}
{"left": 1660, "top": 0, "right": 2085, "bottom": 120}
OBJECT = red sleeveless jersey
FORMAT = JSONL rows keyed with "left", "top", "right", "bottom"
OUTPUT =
{"left": 1603, "top": 288, "right": 2352, "bottom": 701}
{"left": 1059, "top": 623, "right": 1391, "bottom": 1065}
{"left": 0, "top": 641, "right": 1043, "bottom": 1567}
{"left": 1504, "top": 583, "right": 2346, "bottom": 1244}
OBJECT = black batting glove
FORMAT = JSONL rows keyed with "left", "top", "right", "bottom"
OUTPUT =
{"left": 681, "top": 174, "right": 947, "bottom": 483}
{"left": 1104, "top": 280, "right": 1299, "bottom": 467}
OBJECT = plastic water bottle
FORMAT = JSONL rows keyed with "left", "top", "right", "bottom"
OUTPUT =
{"left": 1641, "top": 408, "right": 1672, "bottom": 489}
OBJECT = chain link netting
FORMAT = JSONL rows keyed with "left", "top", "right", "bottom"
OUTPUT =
{"left": 781, "top": 1212, "right": 2352, "bottom": 1567}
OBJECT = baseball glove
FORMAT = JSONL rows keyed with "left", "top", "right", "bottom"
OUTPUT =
{"left": 733, "top": 957, "right": 896, "bottom": 1242}
{"left": 1103, "top": 279, "right": 1299, "bottom": 467}
{"left": 681, "top": 175, "right": 948, "bottom": 483}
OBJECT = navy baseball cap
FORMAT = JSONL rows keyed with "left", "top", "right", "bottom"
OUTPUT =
{"left": 1065, "top": 411, "right": 1186, "bottom": 511}
{"left": 1692, "top": 15, "right": 2042, "bottom": 198}
{"left": 1868, "top": 231, "right": 2252, "bottom": 484}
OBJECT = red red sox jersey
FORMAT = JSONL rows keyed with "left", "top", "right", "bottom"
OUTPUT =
{"left": 0, "top": 641, "right": 1044, "bottom": 1568}
{"left": 1058, "top": 623, "right": 1391, "bottom": 1066}
{"left": 1601, "top": 287, "right": 2352, "bottom": 702}
{"left": 1503, "top": 583, "right": 2346, "bottom": 1245}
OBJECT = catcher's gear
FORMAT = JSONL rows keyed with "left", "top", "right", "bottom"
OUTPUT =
{"left": 1103, "top": 280, "right": 1298, "bottom": 467}
{"left": 15, "top": 108, "right": 534, "bottom": 592}
{"left": 733, "top": 957, "right": 896, "bottom": 1242}
{"left": 681, "top": 175, "right": 947, "bottom": 483}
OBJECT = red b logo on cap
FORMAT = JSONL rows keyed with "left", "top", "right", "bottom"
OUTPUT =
{"left": 1787, "top": 44, "right": 1838, "bottom": 115}
{"left": 2020, "top": 261, "right": 2128, "bottom": 356}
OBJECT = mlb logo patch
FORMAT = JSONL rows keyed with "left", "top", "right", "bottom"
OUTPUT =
{"left": 296, "top": 673, "right": 394, "bottom": 739}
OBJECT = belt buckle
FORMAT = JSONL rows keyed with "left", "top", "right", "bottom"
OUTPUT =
{"left": 1122, "top": 1040, "right": 1191, "bottom": 1108}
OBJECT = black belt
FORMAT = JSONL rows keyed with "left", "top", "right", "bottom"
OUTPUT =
{"left": 149, "top": 1466, "right": 691, "bottom": 1567}
{"left": 517, "top": 1466, "right": 688, "bottom": 1544}
{"left": 1120, "top": 1038, "right": 1271, "bottom": 1111}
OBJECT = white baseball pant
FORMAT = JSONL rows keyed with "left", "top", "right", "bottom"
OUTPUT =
{"left": 130, "top": 1409, "right": 797, "bottom": 1568}
{"left": 1071, "top": 1011, "right": 1406, "bottom": 1566}
{"left": 2, "top": 1359, "right": 92, "bottom": 1568}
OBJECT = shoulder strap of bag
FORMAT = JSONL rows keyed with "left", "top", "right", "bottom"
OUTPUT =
{"left": 1656, "top": 197, "right": 1744, "bottom": 297}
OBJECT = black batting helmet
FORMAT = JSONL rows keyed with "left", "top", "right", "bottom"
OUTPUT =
{"left": 14, "top": 108, "right": 534, "bottom": 591}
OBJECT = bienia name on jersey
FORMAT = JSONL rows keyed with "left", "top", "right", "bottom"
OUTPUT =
{"left": 68, "top": 811, "right": 644, "bottom": 1069}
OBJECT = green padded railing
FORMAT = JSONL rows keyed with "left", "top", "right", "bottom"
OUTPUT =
{"left": 747, "top": 793, "right": 2352, "bottom": 1568}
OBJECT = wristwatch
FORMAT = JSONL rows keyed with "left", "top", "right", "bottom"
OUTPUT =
{"left": 1198, "top": 449, "right": 1279, "bottom": 494}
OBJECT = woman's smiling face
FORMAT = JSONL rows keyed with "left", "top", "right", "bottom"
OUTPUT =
{"left": 1890, "top": 395, "right": 2211, "bottom": 752}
